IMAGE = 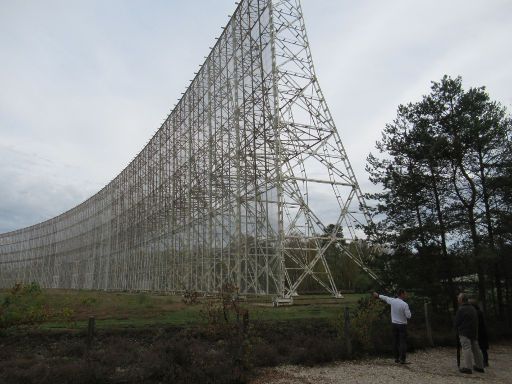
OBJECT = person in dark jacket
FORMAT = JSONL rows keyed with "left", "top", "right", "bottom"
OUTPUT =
{"left": 455, "top": 293, "right": 485, "bottom": 374}
{"left": 469, "top": 299, "right": 489, "bottom": 367}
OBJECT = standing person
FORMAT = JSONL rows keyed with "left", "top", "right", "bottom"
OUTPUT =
{"left": 372, "top": 289, "right": 411, "bottom": 364}
{"left": 455, "top": 293, "right": 485, "bottom": 374}
{"left": 469, "top": 299, "right": 489, "bottom": 367}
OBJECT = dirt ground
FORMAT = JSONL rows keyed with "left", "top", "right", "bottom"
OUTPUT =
{"left": 251, "top": 342, "right": 512, "bottom": 384}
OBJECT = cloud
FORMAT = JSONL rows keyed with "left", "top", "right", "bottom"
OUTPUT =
{"left": 0, "top": 0, "right": 511, "bottom": 233}
{"left": 302, "top": 0, "right": 512, "bottom": 185}
{"left": 0, "top": 144, "right": 96, "bottom": 233}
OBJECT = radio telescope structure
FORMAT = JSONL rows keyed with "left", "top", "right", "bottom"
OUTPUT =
{"left": 0, "top": 0, "right": 376, "bottom": 299}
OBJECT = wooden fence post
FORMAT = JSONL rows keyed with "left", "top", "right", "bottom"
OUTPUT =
{"left": 424, "top": 301, "right": 434, "bottom": 347}
{"left": 344, "top": 306, "right": 352, "bottom": 356}
{"left": 87, "top": 316, "right": 95, "bottom": 348}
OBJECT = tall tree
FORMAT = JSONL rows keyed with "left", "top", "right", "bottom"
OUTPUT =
{"left": 367, "top": 76, "right": 512, "bottom": 315}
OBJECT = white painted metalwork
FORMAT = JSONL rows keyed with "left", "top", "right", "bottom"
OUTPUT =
{"left": 0, "top": 0, "right": 374, "bottom": 298}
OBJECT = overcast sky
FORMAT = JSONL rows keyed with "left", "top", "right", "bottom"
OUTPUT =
{"left": 1, "top": 0, "right": 511, "bottom": 234}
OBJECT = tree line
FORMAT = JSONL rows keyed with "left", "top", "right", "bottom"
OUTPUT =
{"left": 364, "top": 75, "right": 511, "bottom": 320}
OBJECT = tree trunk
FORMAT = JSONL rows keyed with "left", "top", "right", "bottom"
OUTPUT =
{"left": 477, "top": 148, "right": 504, "bottom": 319}
{"left": 429, "top": 163, "right": 457, "bottom": 312}
{"left": 452, "top": 160, "right": 487, "bottom": 312}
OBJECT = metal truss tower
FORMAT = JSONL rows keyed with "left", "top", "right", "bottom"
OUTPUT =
{"left": 0, "top": 0, "right": 374, "bottom": 298}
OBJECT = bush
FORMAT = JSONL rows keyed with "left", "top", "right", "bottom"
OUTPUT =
{"left": 289, "top": 337, "right": 345, "bottom": 366}
{"left": 347, "top": 297, "right": 389, "bottom": 354}
{"left": 80, "top": 297, "right": 97, "bottom": 307}
{"left": 142, "top": 336, "right": 246, "bottom": 384}
{"left": 250, "top": 319, "right": 346, "bottom": 366}
{"left": 0, "top": 359, "right": 108, "bottom": 384}
{"left": 251, "top": 340, "right": 280, "bottom": 367}
{"left": 0, "top": 282, "right": 48, "bottom": 330}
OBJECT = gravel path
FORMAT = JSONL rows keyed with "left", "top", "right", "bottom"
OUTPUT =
{"left": 251, "top": 343, "right": 512, "bottom": 384}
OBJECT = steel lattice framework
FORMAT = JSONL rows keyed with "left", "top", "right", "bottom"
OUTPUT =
{"left": 0, "top": 0, "right": 376, "bottom": 298}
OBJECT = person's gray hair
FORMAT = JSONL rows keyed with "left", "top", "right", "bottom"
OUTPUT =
{"left": 458, "top": 293, "right": 468, "bottom": 303}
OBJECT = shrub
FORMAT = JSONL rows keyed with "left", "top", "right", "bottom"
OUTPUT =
{"left": 140, "top": 334, "right": 249, "bottom": 384}
{"left": 182, "top": 290, "right": 199, "bottom": 305}
{"left": 251, "top": 340, "right": 280, "bottom": 367}
{"left": 288, "top": 337, "right": 345, "bottom": 366}
{"left": 0, "top": 359, "right": 49, "bottom": 384}
{"left": 0, "top": 282, "right": 49, "bottom": 330}
{"left": 250, "top": 319, "right": 346, "bottom": 366}
{"left": 57, "top": 307, "right": 76, "bottom": 327}
{"left": 348, "top": 296, "right": 389, "bottom": 354}
{"left": 199, "top": 284, "right": 253, "bottom": 377}
{"left": 45, "top": 360, "right": 108, "bottom": 384}
{"left": 132, "top": 292, "right": 155, "bottom": 309}
{"left": 80, "top": 297, "right": 97, "bottom": 307}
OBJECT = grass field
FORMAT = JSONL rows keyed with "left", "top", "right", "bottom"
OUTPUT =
{"left": 0, "top": 288, "right": 366, "bottom": 330}
{"left": 5, "top": 288, "right": 502, "bottom": 384}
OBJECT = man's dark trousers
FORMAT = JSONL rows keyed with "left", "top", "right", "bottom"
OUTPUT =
{"left": 392, "top": 323, "right": 407, "bottom": 363}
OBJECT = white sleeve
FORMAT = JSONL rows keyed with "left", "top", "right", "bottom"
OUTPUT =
{"left": 404, "top": 303, "right": 411, "bottom": 319}
{"left": 378, "top": 294, "right": 393, "bottom": 305}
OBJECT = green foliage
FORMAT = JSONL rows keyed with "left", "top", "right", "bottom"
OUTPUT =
{"left": 326, "top": 238, "right": 376, "bottom": 293}
{"left": 0, "top": 282, "right": 48, "bottom": 330}
{"left": 80, "top": 296, "right": 97, "bottom": 306}
{"left": 200, "top": 283, "right": 252, "bottom": 373}
{"left": 371, "top": 247, "right": 448, "bottom": 309}
{"left": 58, "top": 307, "right": 76, "bottom": 327}
{"left": 366, "top": 75, "right": 512, "bottom": 314}
{"left": 348, "top": 297, "right": 388, "bottom": 353}
{"left": 135, "top": 292, "right": 154, "bottom": 308}
{"left": 200, "top": 284, "right": 248, "bottom": 328}
{"left": 181, "top": 290, "right": 199, "bottom": 305}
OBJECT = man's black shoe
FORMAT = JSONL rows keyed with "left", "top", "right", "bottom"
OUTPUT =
{"left": 473, "top": 366, "right": 485, "bottom": 373}
{"left": 395, "top": 359, "right": 400, "bottom": 363}
{"left": 399, "top": 361, "right": 410, "bottom": 365}
{"left": 459, "top": 368, "right": 472, "bottom": 374}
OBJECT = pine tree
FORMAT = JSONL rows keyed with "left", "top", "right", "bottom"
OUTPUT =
{"left": 366, "top": 76, "right": 512, "bottom": 315}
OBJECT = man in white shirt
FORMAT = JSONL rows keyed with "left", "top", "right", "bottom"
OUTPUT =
{"left": 373, "top": 289, "right": 412, "bottom": 364}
